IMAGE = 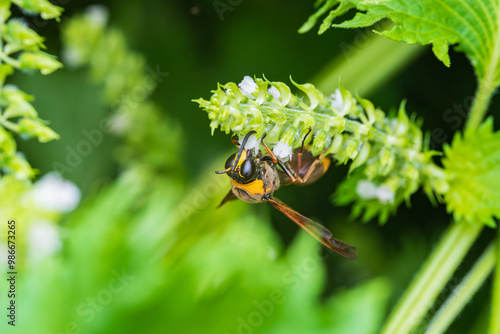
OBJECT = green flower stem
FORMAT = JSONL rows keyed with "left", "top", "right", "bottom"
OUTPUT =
{"left": 0, "top": 52, "right": 19, "bottom": 68}
{"left": 491, "top": 229, "right": 500, "bottom": 334}
{"left": 381, "top": 221, "right": 483, "bottom": 334}
{"left": 1, "top": 119, "right": 20, "bottom": 132}
{"left": 466, "top": 78, "right": 497, "bottom": 133}
{"left": 425, "top": 241, "right": 496, "bottom": 334}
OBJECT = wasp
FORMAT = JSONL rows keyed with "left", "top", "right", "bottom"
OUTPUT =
{"left": 216, "top": 130, "right": 357, "bottom": 259}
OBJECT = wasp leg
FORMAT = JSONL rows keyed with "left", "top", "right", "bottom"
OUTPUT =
{"left": 296, "top": 127, "right": 313, "bottom": 178}
{"left": 260, "top": 130, "right": 315, "bottom": 184}
{"left": 260, "top": 134, "right": 279, "bottom": 163}
{"left": 230, "top": 134, "right": 240, "bottom": 147}
{"left": 289, "top": 147, "right": 331, "bottom": 185}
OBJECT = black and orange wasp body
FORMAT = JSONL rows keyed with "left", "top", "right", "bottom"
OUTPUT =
{"left": 216, "top": 130, "right": 357, "bottom": 259}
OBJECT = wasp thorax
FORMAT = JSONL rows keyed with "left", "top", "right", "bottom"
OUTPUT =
{"left": 230, "top": 159, "right": 280, "bottom": 203}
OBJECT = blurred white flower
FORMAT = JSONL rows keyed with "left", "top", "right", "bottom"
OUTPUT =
{"left": 377, "top": 185, "right": 395, "bottom": 204}
{"left": 27, "top": 221, "right": 62, "bottom": 261}
{"left": 238, "top": 133, "right": 261, "bottom": 155}
{"left": 356, "top": 180, "right": 395, "bottom": 204}
{"left": 238, "top": 76, "right": 257, "bottom": 98}
{"left": 356, "top": 180, "right": 378, "bottom": 200}
{"left": 86, "top": 5, "right": 109, "bottom": 27}
{"left": 61, "top": 47, "right": 82, "bottom": 67}
{"left": 330, "top": 89, "right": 344, "bottom": 112}
{"left": 268, "top": 86, "right": 281, "bottom": 99}
{"left": 273, "top": 141, "right": 293, "bottom": 161}
{"left": 32, "top": 173, "right": 81, "bottom": 212}
{"left": 108, "top": 113, "right": 130, "bottom": 134}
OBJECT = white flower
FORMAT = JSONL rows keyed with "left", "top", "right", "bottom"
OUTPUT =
{"left": 356, "top": 180, "right": 378, "bottom": 200}
{"left": 238, "top": 76, "right": 257, "bottom": 98}
{"left": 86, "top": 5, "right": 109, "bottom": 27}
{"left": 330, "top": 89, "right": 344, "bottom": 112}
{"left": 238, "top": 133, "right": 261, "bottom": 155}
{"left": 32, "top": 173, "right": 81, "bottom": 212}
{"left": 27, "top": 221, "right": 62, "bottom": 261}
{"left": 268, "top": 86, "right": 281, "bottom": 99}
{"left": 386, "top": 135, "right": 398, "bottom": 146}
{"left": 108, "top": 113, "right": 130, "bottom": 134}
{"left": 356, "top": 180, "right": 396, "bottom": 204}
{"left": 61, "top": 47, "right": 82, "bottom": 67}
{"left": 376, "top": 185, "right": 395, "bottom": 204}
{"left": 273, "top": 141, "right": 293, "bottom": 161}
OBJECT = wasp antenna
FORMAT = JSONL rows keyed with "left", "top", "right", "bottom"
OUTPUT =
{"left": 231, "top": 130, "right": 256, "bottom": 172}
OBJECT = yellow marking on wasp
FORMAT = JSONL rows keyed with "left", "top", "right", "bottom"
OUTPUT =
{"left": 231, "top": 178, "right": 265, "bottom": 195}
{"left": 231, "top": 150, "right": 247, "bottom": 169}
{"left": 321, "top": 157, "right": 331, "bottom": 173}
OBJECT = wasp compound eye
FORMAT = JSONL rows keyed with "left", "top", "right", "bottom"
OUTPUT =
{"left": 239, "top": 159, "right": 257, "bottom": 181}
{"left": 225, "top": 153, "right": 237, "bottom": 170}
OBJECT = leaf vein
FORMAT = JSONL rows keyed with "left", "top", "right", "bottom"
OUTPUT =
{"left": 436, "top": 0, "right": 488, "bottom": 58}
{"left": 377, "top": 4, "right": 486, "bottom": 67}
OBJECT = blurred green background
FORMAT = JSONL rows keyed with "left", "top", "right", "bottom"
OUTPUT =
{"left": 1, "top": 0, "right": 496, "bottom": 333}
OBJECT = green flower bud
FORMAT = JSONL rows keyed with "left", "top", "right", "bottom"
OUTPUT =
{"left": 18, "top": 118, "right": 59, "bottom": 142}
{"left": 326, "top": 133, "right": 343, "bottom": 154}
{"left": 265, "top": 123, "right": 284, "bottom": 144}
{"left": 349, "top": 142, "right": 371, "bottom": 172}
{"left": 280, "top": 127, "right": 297, "bottom": 146}
{"left": 290, "top": 77, "right": 323, "bottom": 110}
{"left": 4, "top": 19, "right": 45, "bottom": 53}
{"left": 14, "top": 0, "right": 63, "bottom": 21}
{"left": 357, "top": 96, "right": 377, "bottom": 125}
{"left": 364, "top": 162, "right": 379, "bottom": 180}
{"left": 2, "top": 85, "right": 37, "bottom": 118}
{"left": 5, "top": 153, "right": 34, "bottom": 179}
{"left": 379, "top": 147, "right": 395, "bottom": 175}
{"left": 19, "top": 51, "right": 62, "bottom": 74}
{"left": 346, "top": 139, "right": 360, "bottom": 160}
{"left": 0, "top": 127, "right": 16, "bottom": 155}
{"left": 311, "top": 130, "right": 330, "bottom": 156}
{"left": 0, "top": 2, "right": 11, "bottom": 22}
{"left": 0, "top": 64, "right": 14, "bottom": 86}
{"left": 269, "top": 81, "right": 291, "bottom": 107}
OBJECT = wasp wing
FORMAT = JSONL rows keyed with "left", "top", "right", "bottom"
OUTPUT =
{"left": 217, "top": 189, "right": 238, "bottom": 208}
{"left": 266, "top": 197, "right": 357, "bottom": 259}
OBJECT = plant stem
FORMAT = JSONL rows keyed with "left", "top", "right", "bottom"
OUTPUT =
{"left": 490, "top": 229, "right": 500, "bottom": 334}
{"left": 425, "top": 242, "right": 496, "bottom": 334}
{"left": 381, "top": 221, "right": 483, "bottom": 334}
{"left": 465, "top": 78, "right": 497, "bottom": 133}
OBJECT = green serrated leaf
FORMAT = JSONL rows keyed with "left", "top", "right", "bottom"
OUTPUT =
{"left": 443, "top": 118, "right": 500, "bottom": 227}
{"left": 303, "top": 0, "right": 500, "bottom": 83}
